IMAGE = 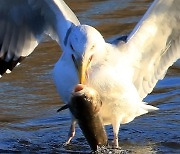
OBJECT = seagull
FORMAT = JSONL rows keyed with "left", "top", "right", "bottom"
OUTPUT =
{"left": 0, "top": 0, "right": 180, "bottom": 148}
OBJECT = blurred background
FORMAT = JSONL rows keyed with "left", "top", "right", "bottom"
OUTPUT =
{"left": 0, "top": 0, "right": 179, "bottom": 153}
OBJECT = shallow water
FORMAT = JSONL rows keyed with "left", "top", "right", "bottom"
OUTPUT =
{"left": 0, "top": 0, "right": 180, "bottom": 153}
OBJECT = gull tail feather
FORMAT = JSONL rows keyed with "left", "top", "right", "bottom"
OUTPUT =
{"left": 136, "top": 102, "right": 159, "bottom": 117}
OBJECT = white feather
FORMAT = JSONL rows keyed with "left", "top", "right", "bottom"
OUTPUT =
{"left": 0, "top": 0, "right": 80, "bottom": 75}
{"left": 52, "top": 0, "right": 180, "bottom": 146}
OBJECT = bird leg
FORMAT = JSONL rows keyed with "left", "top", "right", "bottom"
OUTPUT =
{"left": 112, "top": 119, "right": 121, "bottom": 148}
{"left": 113, "top": 131, "right": 119, "bottom": 148}
{"left": 65, "top": 120, "right": 77, "bottom": 145}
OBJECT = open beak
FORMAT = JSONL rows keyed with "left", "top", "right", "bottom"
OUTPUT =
{"left": 72, "top": 54, "right": 92, "bottom": 84}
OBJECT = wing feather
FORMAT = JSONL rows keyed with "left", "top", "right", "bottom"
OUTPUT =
{"left": 118, "top": 0, "right": 180, "bottom": 99}
{"left": 0, "top": 0, "right": 80, "bottom": 76}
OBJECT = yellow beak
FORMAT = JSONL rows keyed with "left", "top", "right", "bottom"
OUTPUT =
{"left": 72, "top": 54, "right": 88, "bottom": 84}
{"left": 79, "top": 62, "right": 87, "bottom": 84}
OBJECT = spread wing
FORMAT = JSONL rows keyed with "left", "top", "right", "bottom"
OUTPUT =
{"left": 117, "top": 0, "right": 180, "bottom": 99}
{"left": 0, "top": 0, "right": 80, "bottom": 77}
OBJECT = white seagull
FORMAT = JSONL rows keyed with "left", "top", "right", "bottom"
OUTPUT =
{"left": 0, "top": 0, "right": 180, "bottom": 147}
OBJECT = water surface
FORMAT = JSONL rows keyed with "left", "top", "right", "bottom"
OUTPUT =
{"left": 0, "top": 0, "right": 179, "bottom": 153}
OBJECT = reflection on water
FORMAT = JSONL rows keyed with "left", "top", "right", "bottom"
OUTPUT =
{"left": 0, "top": 0, "right": 179, "bottom": 153}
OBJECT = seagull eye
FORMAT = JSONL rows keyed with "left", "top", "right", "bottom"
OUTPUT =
{"left": 90, "top": 45, "right": 95, "bottom": 50}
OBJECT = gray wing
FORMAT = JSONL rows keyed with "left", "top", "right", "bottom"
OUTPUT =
{"left": 117, "top": 0, "right": 180, "bottom": 99}
{"left": 0, "top": 0, "right": 80, "bottom": 76}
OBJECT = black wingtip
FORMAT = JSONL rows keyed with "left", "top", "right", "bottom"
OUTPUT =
{"left": 0, "top": 56, "right": 26, "bottom": 77}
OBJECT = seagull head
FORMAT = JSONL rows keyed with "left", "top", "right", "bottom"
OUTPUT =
{"left": 69, "top": 25, "right": 106, "bottom": 84}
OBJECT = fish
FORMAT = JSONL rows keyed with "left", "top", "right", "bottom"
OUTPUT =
{"left": 58, "top": 84, "right": 108, "bottom": 151}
